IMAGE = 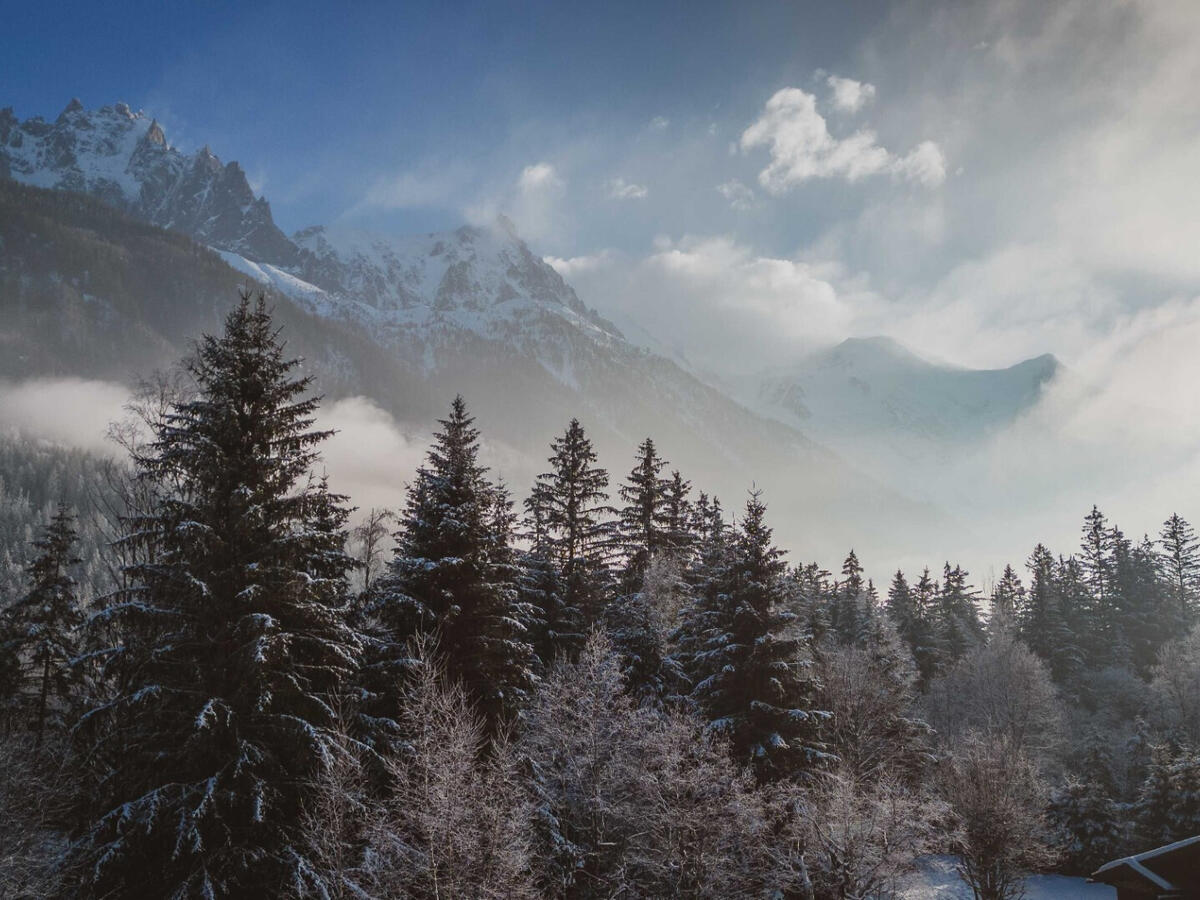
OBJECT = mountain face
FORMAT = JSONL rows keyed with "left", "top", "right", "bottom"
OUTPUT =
{"left": 741, "top": 335, "right": 1059, "bottom": 479}
{"left": 0, "top": 100, "right": 297, "bottom": 263}
{"left": 0, "top": 100, "right": 944, "bottom": 563}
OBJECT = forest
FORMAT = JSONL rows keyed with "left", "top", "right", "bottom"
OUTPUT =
{"left": 2, "top": 294, "right": 1198, "bottom": 899}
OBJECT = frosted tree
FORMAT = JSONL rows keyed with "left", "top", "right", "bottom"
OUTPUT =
{"left": 73, "top": 295, "right": 360, "bottom": 898}
{"left": 615, "top": 437, "right": 672, "bottom": 593}
{"left": 830, "top": 550, "right": 865, "bottom": 647}
{"left": 990, "top": 564, "right": 1024, "bottom": 630}
{"left": 936, "top": 563, "right": 983, "bottom": 666}
{"left": 0, "top": 504, "right": 83, "bottom": 745}
{"left": 939, "top": 735, "right": 1057, "bottom": 900}
{"left": 1159, "top": 513, "right": 1200, "bottom": 622}
{"left": 520, "top": 631, "right": 812, "bottom": 897}
{"left": 525, "top": 418, "right": 613, "bottom": 653}
{"left": 688, "top": 491, "right": 828, "bottom": 782}
{"left": 360, "top": 647, "right": 537, "bottom": 899}
{"left": 376, "top": 396, "right": 536, "bottom": 739}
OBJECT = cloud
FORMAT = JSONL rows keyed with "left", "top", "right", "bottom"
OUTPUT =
{"left": 608, "top": 177, "right": 648, "bottom": 200}
{"left": 826, "top": 75, "right": 876, "bottom": 113}
{"left": 649, "top": 116, "right": 670, "bottom": 130}
{"left": 717, "top": 179, "right": 757, "bottom": 210}
{"left": 467, "top": 160, "right": 569, "bottom": 246}
{"left": 0, "top": 378, "right": 130, "bottom": 454}
{"left": 544, "top": 251, "right": 615, "bottom": 278}
{"left": 740, "top": 86, "right": 946, "bottom": 191}
{"left": 517, "top": 161, "right": 564, "bottom": 193}
{"left": 562, "top": 236, "right": 852, "bottom": 375}
{"left": 317, "top": 397, "right": 431, "bottom": 513}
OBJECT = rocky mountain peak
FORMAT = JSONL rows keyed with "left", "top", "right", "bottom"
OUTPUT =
{"left": 0, "top": 99, "right": 295, "bottom": 265}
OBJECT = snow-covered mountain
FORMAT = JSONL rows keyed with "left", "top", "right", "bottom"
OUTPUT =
{"left": 0, "top": 100, "right": 943, "bottom": 562}
{"left": 738, "top": 335, "right": 1059, "bottom": 482}
{"left": 0, "top": 100, "right": 297, "bottom": 262}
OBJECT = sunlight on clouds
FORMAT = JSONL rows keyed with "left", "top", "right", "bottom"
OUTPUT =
{"left": 740, "top": 86, "right": 946, "bottom": 191}
{"left": 826, "top": 74, "right": 876, "bottom": 113}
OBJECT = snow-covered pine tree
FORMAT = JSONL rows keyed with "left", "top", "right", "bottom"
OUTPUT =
{"left": 0, "top": 504, "right": 83, "bottom": 744}
{"left": 73, "top": 295, "right": 360, "bottom": 898}
{"left": 526, "top": 418, "right": 613, "bottom": 648}
{"left": 518, "top": 486, "right": 566, "bottom": 672}
{"left": 615, "top": 437, "right": 672, "bottom": 594}
{"left": 661, "top": 469, "right": 695, "bottom": 561}
{"left": 789, "top": 562, "right": 833, "bottom": 646}
{"left": 379, "top": 396, "right": 536, "bottom": 739}
{"left": 1049, "top": 775, "right": 1125, "bottom": 875}
{"left": 1159, "top": 513, "right": 1200, "bottom": 624}
{"left": 990, "top": 564, "right": 1024, "bottom": 631}
{"left": 936, "top": 563, "right": 983, "bottom": 666}
{"left": 830, "top": 550, "right": 865, "bottom": 647}
{"left": 911, "top": 567, "right": 944, "bottom": 683}
{"left": 688, "top": 491, "right": 828, "bottom": 782}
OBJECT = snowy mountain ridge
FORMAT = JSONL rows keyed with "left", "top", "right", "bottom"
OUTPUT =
{"left": 0, "top": 99, "right": 947, "bottom": 560}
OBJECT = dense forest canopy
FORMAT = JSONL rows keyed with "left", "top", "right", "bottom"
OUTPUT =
{"left": 1, "top": 297, "right": 1196, "bottom": 898}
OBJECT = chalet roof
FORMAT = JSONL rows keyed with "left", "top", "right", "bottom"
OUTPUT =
{"left": 1091, "top": 834, "right": 1200, "bottom": 894}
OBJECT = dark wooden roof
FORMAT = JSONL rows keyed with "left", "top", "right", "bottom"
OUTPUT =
{"left": 1091, "top": 834, "right": 1200, "bottom": 896}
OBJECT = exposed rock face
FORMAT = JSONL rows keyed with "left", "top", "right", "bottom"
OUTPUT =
{"left": 0, "top": 101, "right": 297, "bottom": 264}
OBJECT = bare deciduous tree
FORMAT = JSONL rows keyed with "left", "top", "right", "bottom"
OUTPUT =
{"left": 939, "top": 735, "right": 1057, "bottom": 900}
{"left": 924, "top": 627, "right": 1063, "bottom": 766}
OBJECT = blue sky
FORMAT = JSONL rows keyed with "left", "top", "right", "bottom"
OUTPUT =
{"left": 6, "top": 1, "right": 1200, "bottom": 382}
{"left": 4, "top": 1, "right": 869, "bottom": 242}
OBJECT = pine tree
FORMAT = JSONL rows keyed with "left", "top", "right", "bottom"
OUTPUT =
{"left": 615, "top": 437, "right": 671, "bottom": 593}
{"left": 0, "top": 504, "right": 83, "bottom": 745}
{"left": 688, "top": 491, "right": 828, "bottom": 782}
{"left": 910, "top": 567, "right": 943, "bottom": 685}
{"left": 74, "top": 296, "right": 360, "bottom": 898}
{"left": 379, "top": 396, "right": 536, "bottom": 739}
{"left": 831, "top": 550, "right": 865, "bottom": 646}
{"left": 1159, "top": 513, "right": 1200, "bottom": 623}
{"left": 526, "top": 419, "right": 613, "bottom": 648}
{"left": 990, "top": 564, "right": 1024, "bottom": 631}
{"left": 936, "top": 563, "right": 983, "bottom": 666}
{"left": 661, "top": 470, "right": 695, "bottom": 561}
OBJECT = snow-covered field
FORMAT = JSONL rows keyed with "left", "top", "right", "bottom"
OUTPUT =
{"left": 898, "top": 856, "right": 1114, "bottom": 899}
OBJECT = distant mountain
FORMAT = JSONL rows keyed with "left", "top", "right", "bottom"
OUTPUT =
{"left": 0, "top": 101, "right": 942, "bottom": 561}
{"left": 738, "top": 335, "right": 1059, "bottom": 481}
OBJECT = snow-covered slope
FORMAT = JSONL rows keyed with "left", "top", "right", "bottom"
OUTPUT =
{"left": 741, "top": 336, "right": 1059, "bottom": 467}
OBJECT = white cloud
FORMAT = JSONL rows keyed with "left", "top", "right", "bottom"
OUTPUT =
{"left": 318, "top": 397, "right": 430, "bottom": 513}
{"left": 740, "top": 86, "right": 946, "bottom": 191}
{"left": 826, "top": 75, "right": 876, "bottom": 113}
{"left": 717, "top": 179, "right": 757, "bottom": 210}
{"left": 517, "top": 162, "right": 563, "bottom": 193}
{"left": 0, "top": 378, "right": 130, "bottom": 454}
{"left": 544, "top": 250, "right": 615, "bottom": 278}
{"left": 649, "top": 116, "right": 670, "bottom": 130}
{"left": 608, "top": 177, "right": 648, "bottom": 200}
{"left": 563, "top": 236, "right": 852, "bottom": 376}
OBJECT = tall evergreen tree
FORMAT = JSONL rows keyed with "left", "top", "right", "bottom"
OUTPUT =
{"left": 74, "top": 296, "right": 360, "bottom": 898}
{"left": 526, "top": 419, "right": 613, "bottom": 645}
{"left": 661, "top": 470, "right": 695, "bottom": 561}
{"left": 910, "top": 567, "right": 943, "bottom": 685}
{"left": 615, "top": 437, "right": 671, "bottom": 593}
{"left": 688, "top": 491, "right": 828, "bottom": 782}
{"left": 1159, "top": 513, "right": 1200, "bottom": 623}
{"left": 0, "top": 504, "right": 83, "bottom": 744}
{"left": 990, "top": 564, "right": 1024, "bottom": 630}
{"left": 936, "top": 563, "right": 983, "bottom": 666}
{"left": 831, "top": 550, "right": 866, "bottom": 646}
{"left": 380, "top": 396, "right": 536, "bottom": 738}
